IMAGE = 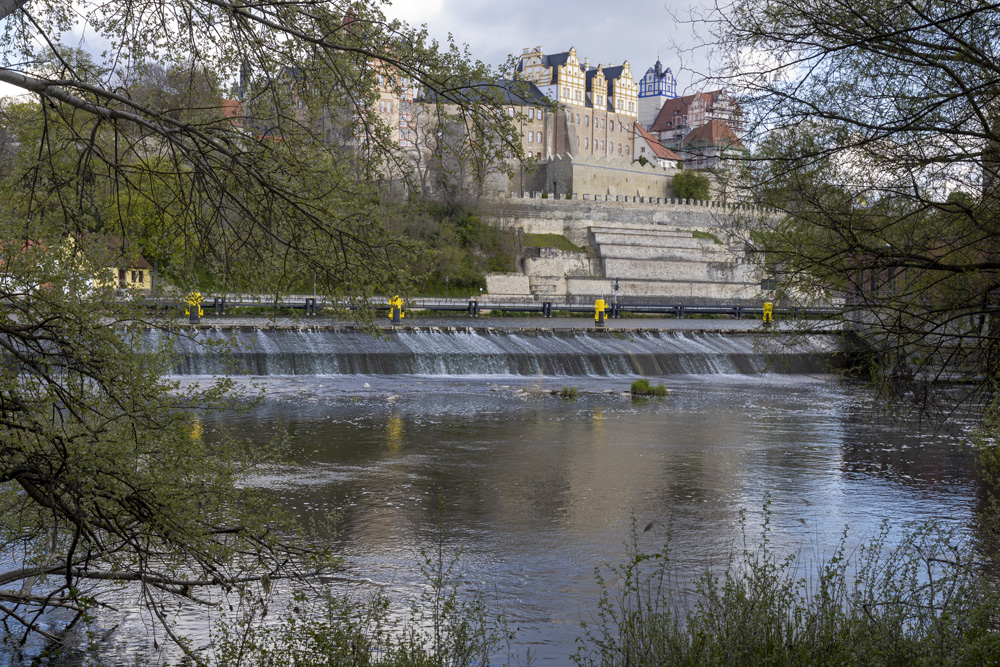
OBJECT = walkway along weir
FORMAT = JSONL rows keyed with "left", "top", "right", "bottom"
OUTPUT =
{"left": 151, "top": 327, "right": 846, "bottom": 377}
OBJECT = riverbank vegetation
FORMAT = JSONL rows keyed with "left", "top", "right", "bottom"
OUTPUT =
{"left": 714, "top": 0, "right": 1000, "bottom": 401}
{"left": 209, "top": 503, "right": 1000, "bottom": 667}
{"left": 573, "top": 511, "right": 1000, "bottom": 667}
{"left": 631, "top": 379, "right": 670, "bottom": 397}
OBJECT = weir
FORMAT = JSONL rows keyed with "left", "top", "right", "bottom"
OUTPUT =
{"left": 152, "top": 327, "right": 844, "bottom": 377}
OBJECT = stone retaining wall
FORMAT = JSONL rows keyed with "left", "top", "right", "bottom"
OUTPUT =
{"left": 481, "top": 197, "right": 767, "bottom": 301}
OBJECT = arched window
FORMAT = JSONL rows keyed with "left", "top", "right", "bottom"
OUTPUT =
{"left": 584, "top": 138, "right": 589, "bottom": 149}
{"left": 528, "top": 131, "right": 534, "bottom": 142}
{"left": 575, "top": 114, "right": 580, "bottom": 124}
{"left": 584, "top": 116, "right": 589, "bottom": 127}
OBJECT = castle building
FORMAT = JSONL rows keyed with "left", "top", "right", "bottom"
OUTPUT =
{"left": 673, "top": 119, "right": 746, "bottom": 170}
{"left": 515, "top": 46, "right": 639, "bottom": 164}
{"left": 647, "top": 90, "right": 744, "bottom": 171}
{"left": 373, "top": 67, "right": 416, "bottom": 148}
{"left": 649, "top": 90, "right": 741, "bottom": 146}
{"left": 633, "top": 122, "right": 681, "bottom": 168}
{"left": 636, "top": 60, "right": 678, "bottom": 130}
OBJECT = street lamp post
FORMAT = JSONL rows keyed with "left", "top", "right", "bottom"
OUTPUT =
{"left": 613, "top": 278, "right": 619, "bottom": 318}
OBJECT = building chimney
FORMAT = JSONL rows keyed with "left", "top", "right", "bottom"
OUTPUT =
{"left": 584, "top": 57, "right": 590, "bottom": 69}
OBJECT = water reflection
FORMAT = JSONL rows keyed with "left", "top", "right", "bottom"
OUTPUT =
{"left": 208, "top": 375, "right": 979, "bottom": 664}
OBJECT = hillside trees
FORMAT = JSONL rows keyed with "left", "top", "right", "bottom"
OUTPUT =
{"left": 0, "top": 0, "right": 530, "bottom": 658}
{"left": 713, "top": 0, "right": 1000, "bottom": 392}
{"left": 0, "top": 0, "right": 528, "bottom": 296}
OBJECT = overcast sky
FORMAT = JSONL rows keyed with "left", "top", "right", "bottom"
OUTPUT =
{"left": 387, "top": 0, "right": 716, "bottom": 93}
{"left": 0, "top": 0, "right": 716, "bottom": 99}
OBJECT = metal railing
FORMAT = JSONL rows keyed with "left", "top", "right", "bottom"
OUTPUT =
{"left": 133, "top": 294, "right": 842, "bottom": 322}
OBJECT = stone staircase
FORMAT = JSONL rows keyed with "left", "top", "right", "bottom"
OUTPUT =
{"left": 576, "top": 225, "right": 758, "bottom": 301}
{"left": 483, "top": 197, "right": 772, "bottom": 302}
{"left": 510, "top": 224, "right": 760, "bottom": 302}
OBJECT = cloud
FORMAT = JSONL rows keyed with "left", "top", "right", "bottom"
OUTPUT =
{"left": 383, "top": 0, "right": 715, "bottom": 91}
{"left": 387, "top": 0, "right": 445, "bottom": 25}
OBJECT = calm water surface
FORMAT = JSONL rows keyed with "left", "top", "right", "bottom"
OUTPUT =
{"left": 197, "top": 373, "right": 978, "bottom": 664}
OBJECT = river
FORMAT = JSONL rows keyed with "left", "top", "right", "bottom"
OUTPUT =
{"left": 190, "top": 367, "right": 977, "bottom": 664}
{"left": 55, "top": 321, "right": 978, "bottom": 665}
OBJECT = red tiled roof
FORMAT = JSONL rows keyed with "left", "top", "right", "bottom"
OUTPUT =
{"left": 633, "top": 122, "right": 682, "bottom": 161}
{"left": 682, "top": 119, "right": 745, "bottom": 150}
{"left": 221, "top": 99, "right": 243, "bottom": 120}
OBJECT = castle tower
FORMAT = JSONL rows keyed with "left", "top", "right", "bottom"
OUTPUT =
{"left": 637, "top": 59, "right": 677, "bottom": 129}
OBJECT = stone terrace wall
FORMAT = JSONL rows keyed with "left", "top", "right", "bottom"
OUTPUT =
{"left": 479, "top": 196, "right": 773, "bottom": 302}
{"left": 479, "top": 195, "right": 772, "bottom": 247}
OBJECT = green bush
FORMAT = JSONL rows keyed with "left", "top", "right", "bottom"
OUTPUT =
{"left": 630, "top": 379, "right": 669, "bottom": 397}
{"left": 559, "top": 386, "right": 579, "bottom": 399}
{"left": 217, "top": 525, "right": 517, "bottom": 667}
{"left": 672, "top": 169, "right": 711, "bottom": 201}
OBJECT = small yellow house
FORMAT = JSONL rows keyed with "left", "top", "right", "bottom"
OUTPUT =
{"left": 93, "top": 237, "right": 153, "bottom": 293}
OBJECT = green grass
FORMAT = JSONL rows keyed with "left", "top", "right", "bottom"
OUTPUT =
{"left": 692, "top": 230, "right": 724, "bottom": 245}
{"left": 522, "top": 233, "right": 585, "bottom": 253}
{"left": 630, "top": 379, "right": 669, "bottom": 397}
{"left": 559, "top": 386, "right": 579, "bottom": 399}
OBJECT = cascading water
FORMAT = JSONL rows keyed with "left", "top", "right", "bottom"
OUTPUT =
{"left": 147, "top": 327, "right": 843, "bottom": 376}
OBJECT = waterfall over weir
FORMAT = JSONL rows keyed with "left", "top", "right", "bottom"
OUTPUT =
{"left": 153, "top": 327, "right": 843, "bottom": 377}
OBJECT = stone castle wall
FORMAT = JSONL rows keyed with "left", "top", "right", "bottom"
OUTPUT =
{"left": 489, "top": 153, "right": 680, "bottom": 199}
